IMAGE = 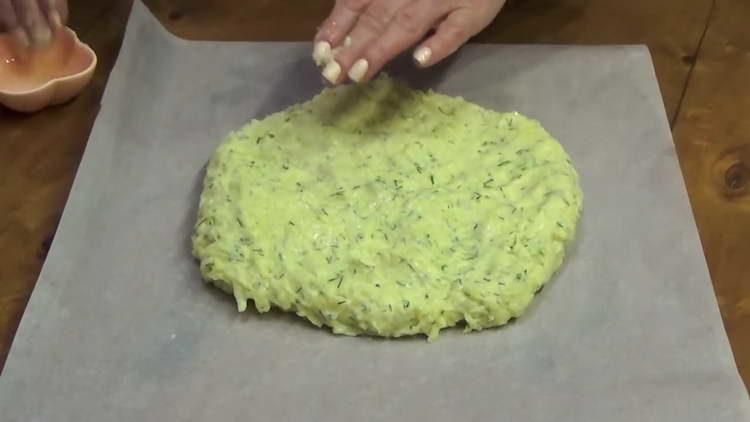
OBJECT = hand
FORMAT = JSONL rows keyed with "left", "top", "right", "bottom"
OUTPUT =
{"left": 0, "top": 0, "right": 68, "bottom": 47}
{"left": 313, "top": 0, "right": 506, "bottom": 84}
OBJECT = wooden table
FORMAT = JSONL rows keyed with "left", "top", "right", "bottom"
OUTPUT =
{"left": 1, "top": 0, "right": 748, "bottom": 390}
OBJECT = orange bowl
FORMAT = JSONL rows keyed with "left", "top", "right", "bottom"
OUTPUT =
{"left": 0, "top": 27, "right": 97, "bottom": 113}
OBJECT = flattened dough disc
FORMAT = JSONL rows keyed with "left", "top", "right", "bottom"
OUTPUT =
{"left": 193, "top": 75, "right": 582, "bottom": 339}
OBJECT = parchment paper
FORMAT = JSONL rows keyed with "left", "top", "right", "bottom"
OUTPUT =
{"left": 1, "top": 2, "right": 748, "bottom": 420}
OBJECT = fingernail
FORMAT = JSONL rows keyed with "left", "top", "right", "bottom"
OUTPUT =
{"left": 50, "top": 11, "right": 63, "bottom": 29}
{"left": 348, "top": 59, "right": 369, "bottom": 83}
{"left": 33, "top": 25, "right": 52, "bottom": 45}
{"left": 331, "top": 36, "right": 352, "bottom": 59}
{"left": 313, "top": 41, "right": 332, "bottom": 66}
{"left": 413, "top": 46, "right": 432, "bottom": 67}
{"left": 322, "top": 60, "right": 341, "bottom": 84}
{"left": 11, "top": 28, "right": 30, "bottom": 48}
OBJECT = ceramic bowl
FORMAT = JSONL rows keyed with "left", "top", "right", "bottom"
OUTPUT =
{"left": 0, "top": 27, "right": 97, "bottom": 113}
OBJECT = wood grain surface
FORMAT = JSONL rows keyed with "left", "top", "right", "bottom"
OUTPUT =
{"left": 0, "top": 0, "right": 747, "bottom": 390}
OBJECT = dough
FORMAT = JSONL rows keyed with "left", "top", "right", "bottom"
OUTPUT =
{"left": 192, "top": 75, "right": 582, "bottom": 340}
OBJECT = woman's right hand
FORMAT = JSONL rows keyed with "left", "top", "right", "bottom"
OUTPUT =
{"left": 313, "top": 0, "right": 506, "bottom": 84}
{"left": 0, "top": 0, "right": 68, "bottom": 47}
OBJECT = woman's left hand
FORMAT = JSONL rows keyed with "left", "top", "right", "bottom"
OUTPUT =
{"left": 313, "top": 0, "right": 506, "bottom": 84}
{"left": 0, "top": 0, "right": 68, "bottom": 47}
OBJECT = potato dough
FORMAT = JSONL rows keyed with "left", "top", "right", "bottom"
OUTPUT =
{"left": 193, "top": 75, "right": 582, "bottom": 340}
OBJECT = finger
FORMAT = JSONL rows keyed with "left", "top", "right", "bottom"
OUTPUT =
{"left": 56, "top": 0, "right": 67, "bottom": 24}
{"left": 14, "top": 0, "right": 52, "bottom": 44}
{"left": 313, "top": 0, "right": 370, "bottom": 66}
{"left": 0, "top": 0, "right": 18, "bottom": 29}
{"left": 412, "top": 8, "right": 479, "bottom": 68}
{"left": 322, "top": 0, "right": 410, "bottom": 84}
{"left": 38, "top": 0, "right": 64, "bottom": 29}
{"left": 0, "top": 0, "right": 31, "bottom": 47}
{"left": 345, "top": 0, "right": 454, "bottom": 83}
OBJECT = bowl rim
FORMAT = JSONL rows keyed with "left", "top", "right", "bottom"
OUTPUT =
{"left": 0, "top": 27, "right": 98, "bottom": 96}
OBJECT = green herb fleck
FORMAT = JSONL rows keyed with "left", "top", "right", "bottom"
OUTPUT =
{"left": 328, "top": 273, "right": 345, "bottom": 288}
{"left": 437, "top": 106, "right": 454, "bottom": 116}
